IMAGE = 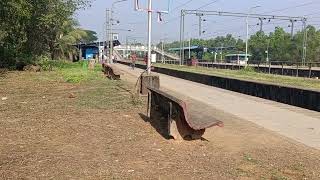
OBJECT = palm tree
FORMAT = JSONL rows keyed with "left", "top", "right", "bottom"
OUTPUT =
{"left": 53, "top": 19, "right": 88, "bottom": 60}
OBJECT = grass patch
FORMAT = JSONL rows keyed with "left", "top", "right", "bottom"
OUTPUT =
{"left": 44, "top": 61, "right": 103, "bottom": 83}
{"left": 154, "top": 63, "right": 320, "bottom": 90}
{"left": 36, "top": 60, "right": 143, "bottom": 111}
{"left": 271, "top": 172, "right": 289, "bottom": 180}
{"left": 76, "top": 79, "right": 143, "bottom": 110}
{"left": 49, "top": 61, "right": 143, "bottom": 110}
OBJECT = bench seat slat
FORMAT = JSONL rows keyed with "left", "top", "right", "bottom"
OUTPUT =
{"left": 148, "top": 87, "right": 223, "bottom": 130}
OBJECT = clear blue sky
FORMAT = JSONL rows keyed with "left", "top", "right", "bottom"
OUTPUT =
{"left": 76, "top": 0, "right": 320, "bottom": 44}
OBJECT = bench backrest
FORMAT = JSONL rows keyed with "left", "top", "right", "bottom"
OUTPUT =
{"left": 102, "top": 63, "right": 123, "bottom": 76}
{"left": 148, "top": 87, "right": 222, "bottom": 130}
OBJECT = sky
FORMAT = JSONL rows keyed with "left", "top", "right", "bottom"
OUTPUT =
{"left": 76, "top": 0, "right": 320, "bottom": 45}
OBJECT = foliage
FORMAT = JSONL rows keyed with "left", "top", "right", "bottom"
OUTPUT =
{"left": 0, "top": 0, "right": 95, "bottom": 68}
{"left": 47, "top": 61, "right": 101, "bottom": 83}
{"left": 81, "top": 30, "right": 98, "bottom": 43}
{"left": 248, "top": 31, "right": 269, "bottom": 62}
{"left": 161, "top": 26, "right": 320, "bottom": 63}
{"left": 203, "top": 52, "right": 214, "bottom": 61}
{"left": 239, "top": 66, "right": 256, "bottom": 74}
{"left": 158, "top": 34, "right": 245, "bottom": 52}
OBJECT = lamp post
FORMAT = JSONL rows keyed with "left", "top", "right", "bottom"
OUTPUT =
{"left": 302, "top": 26, "right": 309, "bottom": 66}
{"left": 108, "top": 29, "right": 131, "bottom": 58}
{"left": 266, "top": 39, "right": 270, "bottom": 62}
{"left": 188, "top": 38, "right": 191, "bottom": 59}
{"left": 159, "top": 39, "right": 165, "bottom": 63}
{"left": 245, "top": 6, "right": 260, "bottom": 62}
{"left": 110, "top": 0, "right": 128, "bottom": 63}
{"left": 146, "top": 0, "right": 152, "bottom": 74}
{"left": 220, "top": 43, "right": 223, "bottom": 62}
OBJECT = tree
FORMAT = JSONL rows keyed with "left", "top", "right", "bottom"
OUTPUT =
{"left": 302, "top": 26, "right": 320, "bottom": 63}
{"left": 53, "top": 19, "right": 88, "bottom": 60}
{"left": 81, "top": 30, "right": 98, "bottom": 43}
{"left": 268, "top": 27, "right": 292, "bottom": 62}
{"left": 249, "top": 31, "right": 269, "bottom": 62}
{"left": 155, "top": 26, "right": 320, "bottom": 63}
{"left": 0, "top": 0, "right": 92, "bottom": 68}
{"left": 0, "top": 0, "right": 31, "bottom": 67}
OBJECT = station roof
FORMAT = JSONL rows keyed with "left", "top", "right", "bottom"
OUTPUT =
{"left": 225, "top": 53, "right": 252, "bottom": 57}
{"left": 169, "top": 46, "right": 202, "bottom": 51}
{"left": 169, "top": 46, "right": 237, "bottom": 52}
{"left": 74, "top": 40, "right": 121, "bottom": 48}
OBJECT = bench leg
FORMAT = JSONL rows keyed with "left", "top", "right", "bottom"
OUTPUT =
{"left": 169, "top": 118, "right": 205, "bottom": 140}
{"left": 168, "top": 103, "right": 205, "bottom": 140}
{"left": 147, "top": 92, "right": 151, "bottom": 118}
{"left": 115, "top": 75, "right": 120, "bottom": 80}
{"left": 168, "top": 102, "right": 182, "bottom": 140}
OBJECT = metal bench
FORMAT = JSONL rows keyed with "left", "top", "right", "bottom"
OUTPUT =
{"left": 102, "top": 63, "right": 123, "bottom": 80}
{"left": 147, "top": 87, "right": 223, "bottom": 140}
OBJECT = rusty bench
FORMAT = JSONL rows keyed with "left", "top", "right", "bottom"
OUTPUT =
{"left": 102, "top": 63, "right": 123, "bottom": 80}
{"left": 147, "top": 87, "right": 223, "bottom": 140}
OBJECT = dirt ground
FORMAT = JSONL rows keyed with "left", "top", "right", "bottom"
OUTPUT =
{"left": 1, "top": 70, "right": 320, "bottom": 179}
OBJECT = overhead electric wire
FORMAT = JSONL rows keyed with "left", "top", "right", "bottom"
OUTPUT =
{"left": 196, "top": 0, "right": 220, "bottom": 10}
{"left": 195, "top": 1, "right": 314, "bottom": 40}
{"left": 160, "top": 1, "right": 319, "bottom": 42}
{"left": 161, "top": 0, "right": 196, "bottom": 24}
{"left": 171, "top": 0, "right": 195, "bottom": 12}
{"left": 262, "top": 1, "right": 319, "bottom": 14}
{"left": 304, "top": 12, "right": 320, "bottom": 17}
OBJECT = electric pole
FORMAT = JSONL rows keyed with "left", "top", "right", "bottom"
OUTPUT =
{"left": 302, "top": 19, "right": 308, "bottom": 66}
{"left": 199, "top": 15, "right": 202, "bottom": 36}
{"left": 107, "top": 9, "right": 112, "bottom": 62}
{"left": 147, "top": 0, "right": 152, "bottom": 74}
{"left": 220, "top": 43, "right": 223, "bottom": 62}
{"left": 259, "top": 18, "right": 263, "bottom": 32}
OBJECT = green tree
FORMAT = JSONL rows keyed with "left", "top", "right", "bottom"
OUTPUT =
{"left": 81, "top": 30, "right": 98, "bottom": 43}
{"left": 0, "top": 0, "right": 92, "bottom": 68}
{"left": 269, "top": 27, "right": 292, "bottom": 62}
{"left": 159, "top": 26, "right": 320, "bottom": 63}
{"left": 0, "top": 0, "right": 31, "bottom": 67}
{"left": 53, "top": 19, "right": 88, "bottom": 60}
{"left": 301, "top": 26, "right": 320, "bottom": 63}
{"left": 249, "top": 31, "right": 269, "bottom": 62}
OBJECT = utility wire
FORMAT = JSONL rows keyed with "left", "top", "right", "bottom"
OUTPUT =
{"left": 163, "top": 0, "right": 220, "bottom": 25}
{"left": 193, "top": 1, "right": 313, "bottom": 39}
{"left": 162, "top": 0, "right": 196, "bottom": 24}
{"left": 262, "top": 1, "right": 319, "bottom": 14}
{"left": 171, "top": 0, "right": 195, "bottom": 12}
{"left": 304, "top": 12, "right": 320, "bottom": 17}
{"left": 162, "top": 1, "right": 319, "bottom": 42}
{"left": 196, "top": 0, "right": 220, "bottom": 10}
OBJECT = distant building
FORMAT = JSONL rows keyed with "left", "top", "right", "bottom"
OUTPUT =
{"left": 75, "top": 40, "right": 121, "bottom": 61}
{"left": 225, "top": 53, "right": 251, "bottom": 65}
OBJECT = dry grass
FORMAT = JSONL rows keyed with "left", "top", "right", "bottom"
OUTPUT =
{"left": 154, "top": 63, "right": 320, "bottom": 90}
{"left": 0, "top": 64, "right": 320, "bottom": 179}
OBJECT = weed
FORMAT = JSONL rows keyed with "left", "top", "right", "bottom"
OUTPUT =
{"left": 271, "top": 173, "right": 288, "bottom": 180}
{"left": 235, "top": 167, "right": 249, "bottom": 177}
{"left": 291, "top": 162, "right": 305, "bottom": 172}
{"left": 243, "top": 153, "right": 258, "bottom": 164}
{"left": 239, "top": 66, "right": 256, "bottom": 74}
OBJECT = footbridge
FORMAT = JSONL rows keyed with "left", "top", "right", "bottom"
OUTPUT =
{"left": 115, "top": 45, "right": 180, "bottom": 61}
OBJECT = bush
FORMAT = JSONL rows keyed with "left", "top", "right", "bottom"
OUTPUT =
{"left": 37, "top": 56, "right": 72, "bottom": 71}
{"left": 239, "top": 66, "right": 256, "bottom": 74}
